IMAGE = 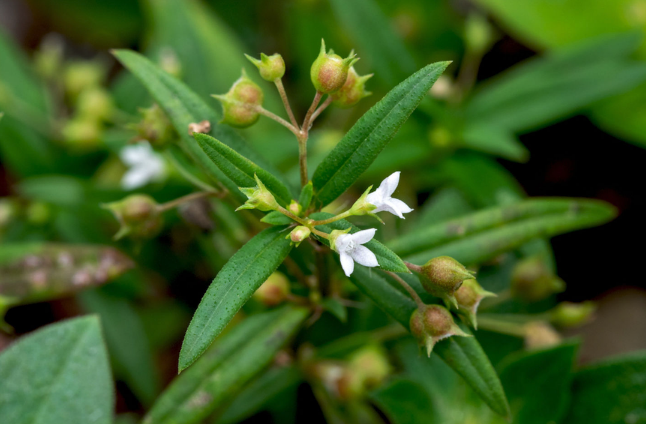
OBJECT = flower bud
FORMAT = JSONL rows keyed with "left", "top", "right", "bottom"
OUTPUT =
{"left": 330, "top": 67, "right": 372, "bottom": 108}
{"left": 103, "top": 194, "right": 163, "bottom": 240}
{"left": 465, "top": 14, "right": 495, "bottom": 55}
{"left": 549, "top": 301, "right": 596, "bottom": 328}
{"left": 409, "top": 304, "right": 469, "bottom": 356}
{"left": 76, "top": 87, "right": 114, "bottom": 122}
{"left": 34, "top": 35, "right": 64, "bottom": 80}
{"left": 524, "top": 321, "right": 561, "bottom": 350}
{"left": 287, "top": 226, "right": 311, "bottom": 247}
{"left": 237, "top": 174, "right": 279, "bottom": 212}
{"left": 131, "top": 104, "right": 176, "bottom": 147}
{"left": 454, "top": 278, "right": 496, "bottom": 329}
{"left": 61, "top": 117, "right": 102, "bottom": 148}
{"left": 63, "top": 61, "right": 105, "bottom": 98}
{"left": 511, "top": 256, "right": 565, "bottom": 302}
{"left": 310, "top": 39, "right": 359, "bottom": 94}
{"left": 348, "top": 345, "right": 391, "bottom": 389}
{"left": 212, "top": 70, "right": 264, "bottom": 128}
{"left": 416, "top": 256, "right": 475, "bottom": 309}
{"left": 245, "top": 53, "right": 285, "bottom": 81}
{"left": 253, "top": 272, "right": 290, "bottom": 306}
{"left": 288, "top": 200, "right": 302, "bottom": 216}
{"left": 348, "top": 186, "right": 379, "bottom": 219}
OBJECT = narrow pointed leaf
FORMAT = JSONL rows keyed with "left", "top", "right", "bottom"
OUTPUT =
{"left": 312, "top": 61, "right": 450, "bottom": 207}
{"left": 146, "top": 306, "right": 308, "bottom": 424}
{"left": 179, "top": 226, "right": 293, "bottom": 371}
{"left": 194, "top": 132, "right": 292, "bottom": 206}
{"left": 298, "top": 181, "right": 314, "bottom": 210}
{"left": 348, "top": 265, "right": 510, "bottom": 417}
{"left": 0, "top": 316, "right": 113, "bottom": 424}
{"left": 260, "top": 211, "right": 294, "bottom": 226}
{"left": 310, "top": 212, "right": 408, "bottom": 273}
{"left": 388, "top": 198, "right": 616, "bottom": 265}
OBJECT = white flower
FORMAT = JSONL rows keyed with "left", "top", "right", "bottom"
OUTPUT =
{"left": 366, "top": 171, "right": 413, "bottom": 219}
{"left": 335, "top": 229, "right": 379, "bottom": 277}
{"left": 120, "top": 142, "right": 166, "bottom": 190}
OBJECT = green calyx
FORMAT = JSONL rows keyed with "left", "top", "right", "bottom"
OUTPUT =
{"left": 103, "top": 194, "right": 163, "bottom": 240}
{"left": 510, "top": 256, "right": 565, "bottom": 302}
{"left": 453, "top": 278, "right": 496, "bottom": 329}
{"left": 287, "top": 226, "right": 311, "bottom": 247}
{"left": 236, "top": 174, "right": 280, "bottom": 212}
{"left": 245, "top": 52, "right": 285, "bottom": 81}
{"left": 409, "top": 304, "right": 470, "bottom": 357}
{"left": 212, "top": 70, "right": 264, "bottom": 128}
{"left": 417, "top": 256, "right": 476, "bottom": 309}
{"left": 310, "top": 39, "right": 359, "bottom": 94}
{"left": 130, "top": 104, "right": 176, "bottom": 147}
{"left": 348, "top": 186, "right": 382, "bottom": 223}
{"left": 328, "top": 227, "right": 352, "bottom": 252}
{"left": 331, "top": 67, "right": 373, "bottom": 108}
{"left": 549, "top": 301, "right": 596, "bottom": 328}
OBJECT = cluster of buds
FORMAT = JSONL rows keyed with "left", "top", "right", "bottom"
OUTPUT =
{"left": 511, "top": 256, "right": 565, "bottom": 302}
{"left": 237, "top": 174, "right": 280, "bottom": 212}
{"left": 253, "top": 272, "right": 291, "bottom": 306}
{"left": 413, "top": 256, "right": 475, "bottom": 308}
{"left": 103, "top": 194, "right": 163, "bottom": 240}
{"left": 409, "top": 304, "right": 470, "bottom": 356}
{"left": 213, "top": 70, "right": 264, "bottom": 128}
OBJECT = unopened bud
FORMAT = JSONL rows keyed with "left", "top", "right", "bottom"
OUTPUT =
{"left": 409, "top": 304, "right": 469, "bottom": 356}
{"left": 103, "top": 194, "right": 163, "bottom": 240}
{"left": 61, "top": 117, "right": 102, "bottom": 148}
{"left": 254, "top": 272, "right": 290, "bottom": 306}
{"left": 132, "top": 104, "right": 176, "bottom": 147}
{"left": 288, "top": 226, "right": 311, "bottom": 247}
{"left": 454, "top": 279, "right": 496, "bottom": 329}
{"left": 465, "top": 14, "right": 495, "bottom": 55}
{"left": 245, "top": 53, "right": 285, "bottom": 81}
{"left": 34, "top": 35, "right": 64, "bottom": 80}
{"left": 237, "top": 174, "right": 279, "bottom": 212}
{"left": 310, "top": 39, "right": 359, "bottom": 94}
{"left": 331, "top": 67, "right": 372, "bottom": 108}
{"left": 511, "top": 256, "right": 565, "bottom": 302}
{"left": 188, "top": 120, "right": 211, "bottom": 136}
{"left": 550, "top": 301, "right": 596, "bottom": 328}
{"left": 416, "top": 256, "right": 475, "bottom": 309}
{"left": 288, "top": 200, "right": 302, "bottom": 216}
{"left": 63, "top": 61, "right": 105, "bottom": 98}
{"left": 524, "top": 321, "right": 561, "bottom": 350}
{"left": 348, "top": 345, "right": 391, "bottom": 389}
{"left": 212, "top": 70, "right": 264, "bottom": 128}
{"left": 76, "top": 87, "right": 114, "bottom": 122}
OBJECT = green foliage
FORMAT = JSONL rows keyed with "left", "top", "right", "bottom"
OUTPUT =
{"left": 0, "top": 316, "right": 113, "bottom": 424}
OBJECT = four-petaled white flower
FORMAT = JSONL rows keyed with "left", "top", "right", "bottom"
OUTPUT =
{"left": 120, "top": 142, "right": 167, "bottom": 190}
{"left": 335, "top": 229, "right": 379, "bottom": 277}
{"left": 366, "top": 171, "right": 413, "bottom": 219}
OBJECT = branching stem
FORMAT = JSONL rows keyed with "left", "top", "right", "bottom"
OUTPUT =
{"left": 274, "top": 79, "right": 299, "bottom": 129}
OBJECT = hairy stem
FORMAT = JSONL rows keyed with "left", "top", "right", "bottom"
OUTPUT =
{"left": 386, "top": 271, "right": 426, "bottom": 310}
{"left": 404, "top": 261, "right": 422, "bottom": 273}
{"left": 274, "top": 79, "right": 299, "bottom": 129}
{"left": 157, "top": 191, "right": 219, "bottom": 212}
{"left": 254, "top": 106, "right": 300, "bottom": 137}
{"left": 309, "top": 210, "right": 352, "bottom": 226}
{"left": 310, "top": 95, "right": 333, "bottom": 122}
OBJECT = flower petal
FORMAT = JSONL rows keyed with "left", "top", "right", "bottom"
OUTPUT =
{"left": 121, "top": 166, "right": 152, "bottom": 190}
{"left": 379, "top": 201, "right": 403, "bottom": 218}
{"left": 366, "top": 191, "right": 383, "bottom": 208}
{"left": 351, "top": 228, "right": 377, "bottom": 245}
{"left": 351, "top": 245, "right": 379, "bottom": 268}
{"left": 386, "top": 198, "right": 413, "bottom": 218}
{"left": 339, "top": 252, "right": 355, "bottom": 276}
{"left": 382, "top": 172, "right": 400, "bottom": 197}
{"left": 335, "top": 234, "right": 352, "bottom": 253}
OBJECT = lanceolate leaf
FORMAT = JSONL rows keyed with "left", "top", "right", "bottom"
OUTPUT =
{"left": 312, "top": 61, "right": 450, "bottom": 207}
{"left": 195, "top": 133, "right": 293, "bottom": 206}
{"left": 0, "top": 316, "right": 113, "bottom": 424}
{"left": 388, "top": 198, "right": 616, "bottom": 265}
{"left": 348, "top": 266, "right": 510, "bottom": 418}
{"left": 112, "top": 50, "right": 290, "bottom": 200}
{"left": 179, "top": 226, "right": 293, "bottom": 371}
{"left": 145, "top": 306, "right": 308, "bottom": 424}
{"left": 310, "top": 212, "right": 408, "bottom": 273}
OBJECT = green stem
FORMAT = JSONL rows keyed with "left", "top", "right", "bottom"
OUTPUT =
{"left": 165, "top": 149, "right": 219, "bottom": 193}
{"left": 274, "top": 79, "right": 299, "bottom": 129}
{"left": 386, "top": 271, "right": 425, "bottom": 310}
{"left": 157, "top": 191, "right": 218, "bottom": 212}
{"left": 254, "top": 106, "right": 300, "bottom": 137}
{"left": 309, "top": 210, "right": 352, "bottom": 226}
{"left": 476, "top": 315, "right": 528, "bottom": 338}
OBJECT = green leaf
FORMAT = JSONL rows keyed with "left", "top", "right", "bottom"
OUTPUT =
{"left": 310, "top": 212, "right": 408, "bottom": 273}
{"left": 416, "top": 187, "right": 473, "bottom": 228}
{"left": 497, "top": 342, "right": 578, "bottom": 424}
{"left": 348, "top": 266, "right": 510, "bottom": 417}
{"left": 218, "top": 365, "right": 302, "bottom": 424}
{"left": 0, "top": 316, "right": 113, "bottom": 424}
{"left": 112, "top": 50, "right": 290, "bottom": 200}
{"left": 321, "top": 298, "right": 348, "bottom": 323}
{"left": 179, "top": 226, "right": 293, "bottom": 371}
{"left": 260, "top": 211, "right": 294, "bottom": 226}
{"left": 194, "top": 132, "right": 293, "bottom": 206}
{"left": 388, "top": 198, "right": 616, "bottom": 265}
{"left": 145, "top": 306, "right": 308, "bottom": 424}
{"left": 327, "top": 0, "right": 416, "bottom": 85}
{"left": 462, "top": 124, "right": 529, "bottom": 162}
{"left": 370, "top": 379, "right": 438, "bottom": 424}
{"left": 565, "top": 351, "right": 646, "bottom": 424}
{"left": 312, "top": 61, "right": 450, "bottom": 207}
{"left": 298, "top": 181, "right": 314, "bottom": 211}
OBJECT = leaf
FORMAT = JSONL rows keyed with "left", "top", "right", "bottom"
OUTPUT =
{"left": 388, "top": 198, "right": 616, "bottom": 265}
{"left": 321, "top": 298, "right": 348, "bottom": 323}
{"left": 416, "top": 187, "right": 473, "bottom": 228}
{"left": 80, "top": 290, "right": 159, "bottom": 406}
{"left": 370, "top": 379, "right": 438, "bottom": 424}
{"left": 298, "top": 181, "right": 314, "bottom": 210}
{"left": 462, "top": 123, "right": 529, "bottom": 162}
{"left": 312, "top": 61, "right": 450, "bottom": 207}
{"left": 217, "top": 365, "right": 302, "bottom": 424}
{"left": 0, "top": 316, "right": 113, "bottom": 424}
{"left": 497, "top": 342, "right": 578, "bottom": 424}
{"left": 112, "top": 50, "right": 291, "bottom": 200}
{"left": 145, "top": 306, "right": 308, "bottom": 424}
{"left": 310, "top": 212, "right": 408, "bottom": 273}
{"left": 260, "top": 211, "right": 294, "bottom": 226}
{"left": 179, "top": 226, "right": 293, "bottom": 371}
{"left": 194, "top": 132, "right": 293, "bottom": 206}
{"left": 327, "top": 0, "right": 416, "bottom": 85}
{"left": 348, "top": 266, "right": 510, "bottom": 417}
{"left": 565, "top": 351, "right": 646, "bottom": 424}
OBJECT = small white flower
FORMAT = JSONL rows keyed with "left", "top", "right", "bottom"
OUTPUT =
{"left": 335, "top": 229, "right": 379, "bottom": 277}
{"left": 366, "top": 171, "right": 413, "bottom": 219}
{"left": 120, "top": 142, "right": 166, "bottom": 190}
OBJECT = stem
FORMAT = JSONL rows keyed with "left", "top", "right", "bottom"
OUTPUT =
{"left": 301, "top": 91, "right": 323, "bottom": 133}
{"left": 254, "top": 106, "right": 300, "bottom": 137}
{"left": 386, "top": 271, "right": 425, "bottom": 310}
{"left": 310, "top": 96, "right": 333, "bottom": 122}
{"left": 404, "top": 261, "right": 422, "bottom": 273}
{"left": 476, "top": 316, "right": 528, "bottom": 338}
{"left": 309, "top": 210, "right": 352, "bottom": 226}
{"left": 298, "top": 136, "right": 308, "bottom": 187}
{"left": 157, "top": 191, "right": 218, "bottom": 212}
{"left": 274, "top": 79, "right": 299, "bottom": 129}
{"left": 276, "top": 205, "right": 308, "bottom": 226}
{"left": 295, "top": 92, "right": 323, "bottom": 188}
